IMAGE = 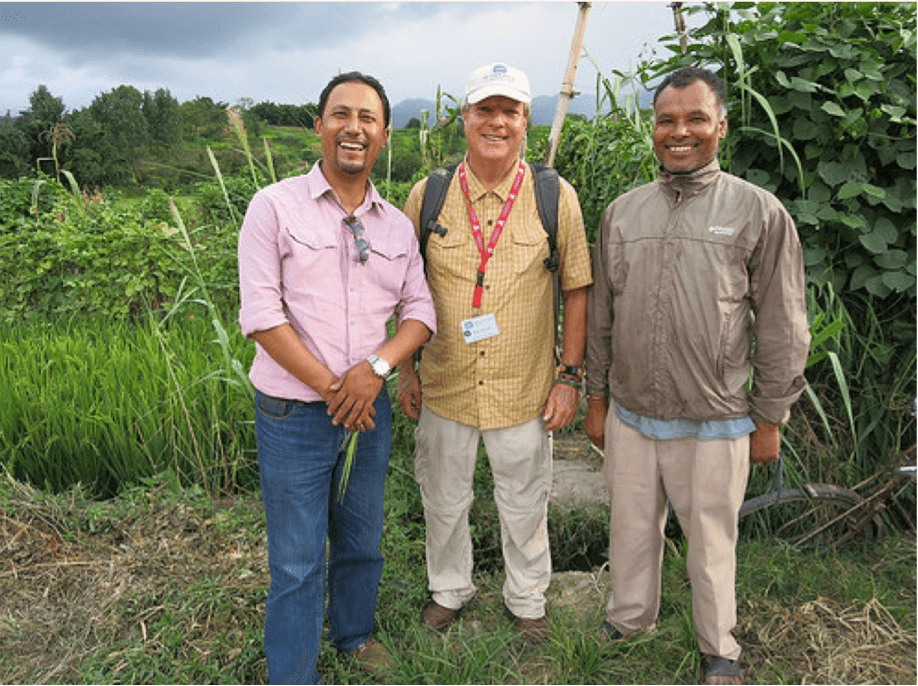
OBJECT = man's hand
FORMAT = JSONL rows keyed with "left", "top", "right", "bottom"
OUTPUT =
{"left": 328, "top": 362, "right": 383, "bottom": 432}
{"left": 583, "top": 396, "right": 608, "bottom": 449}
{"left": 543, "top": 383, "right": 579, "bottom": 432}
{"left": 750, "top": 423, "right": 780, "bottom": 464}
{"left": 396, "top": 364, "right": 422, "bottom": 420}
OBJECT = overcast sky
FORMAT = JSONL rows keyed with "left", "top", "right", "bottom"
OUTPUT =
{"left": 0, "top": 1, "right": 698, "bottom": 117}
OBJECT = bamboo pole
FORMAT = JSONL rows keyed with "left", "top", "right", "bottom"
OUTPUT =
{"left": 543, "top": 2, "right": 591, "bottom": 168}
{"left": 671, "top": 2, "right": 688, "bottom": 54}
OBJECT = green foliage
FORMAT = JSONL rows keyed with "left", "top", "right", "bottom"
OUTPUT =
{"left": 0, "top": 316, "right": 256, "bottom": 498}
{"left": 87, "top": 85, "right": 151, "bottom": 183}
{"left": 0, "top": 175, "right": 242, "bottom": 324}
{"left": 142, "top": 87, "right": 182, "bottom": 149}
{"left": 533, "top": 59, "right": 659, "bottom": 242}
{"left": 656, "top": 2, "right": 916, "bottom": 300}
{"left": 0, "top": 116, "right": 32, "bottom": 179}
{"left": 643, "top": 1, "right": 917, "bottom": 492}
{"left": 247, "top": 100, "right": 317, "bottom": 128}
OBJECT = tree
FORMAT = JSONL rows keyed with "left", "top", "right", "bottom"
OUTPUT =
{"left": 62, "top": 108, "right": 107, "bottom": 188}
{"left": 142, "top": 88, "right": 181, "bottom": 148}
{"left": 88, "top": 85, "right": 151, "bottom": 183}
{"left": 0, "top": 117, "right": 30, "bottom": 179}
{"left": 20, "top": 85, "right": 66, "bottom": 171}
{"left": 180, "top": 96, "right": 230, "bottom": 140}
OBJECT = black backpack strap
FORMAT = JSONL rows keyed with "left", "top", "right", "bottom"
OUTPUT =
{"left": 529, "top": 163, "right": 562, "bottom": 361}
{"left": 419, "top": 164, "right": 458, "bottom": 268}
{"left": 529, "top": 163, "right": 560, "bottom": 273}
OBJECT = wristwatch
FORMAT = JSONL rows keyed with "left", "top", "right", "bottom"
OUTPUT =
{"left": 367, "top": 354, "right": 392, "bottom": 378}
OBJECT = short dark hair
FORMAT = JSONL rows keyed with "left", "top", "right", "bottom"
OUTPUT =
{"left": 653, "top": 66, "right": 728, "bottom": 117}
{"left": 317, "top": 71, "right": 391, "bottom": 129}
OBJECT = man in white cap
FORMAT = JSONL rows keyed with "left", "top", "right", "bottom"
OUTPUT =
{"left": 397, "top": 62, "right": 592, "bottom": 642}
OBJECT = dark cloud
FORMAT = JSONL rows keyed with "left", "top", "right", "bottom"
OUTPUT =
{"left": 0, "top": 2, "right": 442, "bottom": 61}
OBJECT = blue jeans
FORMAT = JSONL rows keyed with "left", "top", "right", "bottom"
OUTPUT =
{"left": 255, "top": 389, "right": 392, "bottom": 685}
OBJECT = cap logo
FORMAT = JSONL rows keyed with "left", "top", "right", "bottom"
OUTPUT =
{"left": 493, "top": 64, "right": 508, "bottom": 75}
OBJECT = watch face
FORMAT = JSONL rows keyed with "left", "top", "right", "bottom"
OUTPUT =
{"left": 370, "top": 356, "right": 390, "bottom": 377}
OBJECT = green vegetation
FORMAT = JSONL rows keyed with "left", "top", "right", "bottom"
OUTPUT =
{"left": 543, "top": 2, "right": 916, "bottom": 517}
{"left": 1, "top": 459, "right": 914, "bottom": 684}
{"left": 0, "top": 2, "right": 915, "bottom": 683}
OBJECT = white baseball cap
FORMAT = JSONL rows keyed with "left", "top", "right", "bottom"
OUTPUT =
{"left": 465, "top": 63, "right": 532, "bottom": 106}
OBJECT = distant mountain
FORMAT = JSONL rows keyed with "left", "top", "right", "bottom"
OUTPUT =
{"left": 391, "top": 99, "right": 438, "bottom": 129}
{"left": 391, "top": 90, "right": 652, "bottom": 129}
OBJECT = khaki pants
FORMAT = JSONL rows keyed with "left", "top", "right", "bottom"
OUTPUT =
{"left": 414, "top": 404, "right": 552, "bottom": 619}
{"left": 603, "top": 407, "right": 750, "bottom": 660}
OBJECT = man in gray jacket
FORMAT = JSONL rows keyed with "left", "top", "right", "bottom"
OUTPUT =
{"left": 584, "top": 66, "right": 810, "bottom": 685}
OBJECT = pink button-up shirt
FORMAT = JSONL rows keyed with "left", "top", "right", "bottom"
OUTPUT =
{"left": 238, "top": 162, "right": 436, "bottom": 402}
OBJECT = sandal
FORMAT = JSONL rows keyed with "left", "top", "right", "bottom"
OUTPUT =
{"left": 700, "top": 654, "right": 743, "bottom": 685}
{"left": 599, "top": 620, "right": 625, "bottom": 643}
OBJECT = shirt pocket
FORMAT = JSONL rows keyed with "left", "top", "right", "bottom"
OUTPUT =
{"left": 284, "top": 225, "right": 337, "bottom": 267}
{"left": 509, "top": 227, "right": 549, "bottom": 276}
{"left": 363, "top": 238, "right": 410, "bottom": 300}
{"left": 282, "top": 226, "right": 339, "bottom": 302}
{"left": 425, "top": 219, "right": 478, "bottom": 282}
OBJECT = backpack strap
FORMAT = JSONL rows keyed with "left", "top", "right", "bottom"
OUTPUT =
{"left": 528, "top": 163, "right": 560, "bottom": 273}
{"left": 529, "top": 163, "right": 562, "bottom": 360}
{"left": 419, "top": 164, "right": 458, "bottom": 268}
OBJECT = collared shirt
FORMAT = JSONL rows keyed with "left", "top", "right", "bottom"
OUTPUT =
{"left": 404, "top": 157, "right": 592, "bottom": 430}
{"left": 614, "top": 401, "right": 755, "bottom": 441}
{"left": 238, "top": 162, "right": 437, "bottom": 403}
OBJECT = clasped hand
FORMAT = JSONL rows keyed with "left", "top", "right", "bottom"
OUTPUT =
{"left": 326, "top": 362, "right": 383, "bottom": 432}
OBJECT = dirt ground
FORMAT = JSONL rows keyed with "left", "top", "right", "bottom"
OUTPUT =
{"left": 2, "top": 436, "right": 915, "bottom": 684}
{"left": 550, "top": 432, "right": 609, "bottom": 511}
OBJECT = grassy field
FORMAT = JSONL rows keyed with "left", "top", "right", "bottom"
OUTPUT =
{"left": 1, "top": 436, "right": 915, "bottom": 685}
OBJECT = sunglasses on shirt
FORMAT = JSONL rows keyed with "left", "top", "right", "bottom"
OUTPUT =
{"left": 343, "top": 215, "right": 370, "bottom": 264}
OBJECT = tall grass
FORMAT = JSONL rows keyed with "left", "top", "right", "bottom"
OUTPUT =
{"left": 0, "top": 316, "right": 257, "bottom": 498}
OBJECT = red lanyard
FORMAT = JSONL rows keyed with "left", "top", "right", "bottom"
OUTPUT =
{"left": 458, "top": 160, "right": 526, "bottom": 308}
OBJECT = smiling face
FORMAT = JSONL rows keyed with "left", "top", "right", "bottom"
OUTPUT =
{"left": 314, "top": 81, "right": 389, "bottom": 179}
{"left": 652, "top": 79, "right": 727, "bottom": 174}
{"left": 463, "top": 95, "right": 528, "bottom": 176}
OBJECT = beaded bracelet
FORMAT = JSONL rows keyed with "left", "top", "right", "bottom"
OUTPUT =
{"left": 556, "top": 372, "right": 582, "bottom": 389}
{"left": 556, "top": 377, "right": 581, "bottom": 389}
{"left": 559, "top": 364, "right": 583, "bottom": 379}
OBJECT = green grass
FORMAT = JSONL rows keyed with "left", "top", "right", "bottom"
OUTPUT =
{"left": 1, "top": 464, "right": 913, "bottom": 684}
{"left": 0, "top": 315, "right": 257, "bottom": 498}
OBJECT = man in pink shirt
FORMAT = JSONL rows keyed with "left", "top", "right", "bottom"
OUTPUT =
{"left": 238, "top": 71, "right": 435, "bottom": 685}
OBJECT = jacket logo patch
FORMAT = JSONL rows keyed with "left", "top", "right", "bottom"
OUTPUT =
{"left": 708, "top": 226, "right": 735, "bottom": 236}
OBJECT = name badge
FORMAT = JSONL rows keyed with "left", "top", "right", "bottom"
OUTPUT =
{"left": 461, "top": 313, "right": 499, "bottom": 344}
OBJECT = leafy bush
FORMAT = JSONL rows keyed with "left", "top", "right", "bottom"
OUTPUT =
{"left": 0, "top": 176, "right": 243, "bottom": 324}
{"left": 655, "top": 2, "right": 916, "bottom": 301}
{"left": 533, "top": 72, "right": 658, "bottom": 242}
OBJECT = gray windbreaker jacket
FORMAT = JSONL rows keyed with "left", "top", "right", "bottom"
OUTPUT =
{"left": 586, "top": 160, "right": 810, "bottom": 426}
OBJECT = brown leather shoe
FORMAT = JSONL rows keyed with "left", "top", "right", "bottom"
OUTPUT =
{"left": 421, "top": 599, "right": 460, "bottom": 631}
{"left": 347, "top": 638, "right": 391, "bottom": 675}
{"left": 515, "top": 614, "right": 550, "bottom": 643}
{"left": 504, "top": 604, "right": 550, "bottom": 644}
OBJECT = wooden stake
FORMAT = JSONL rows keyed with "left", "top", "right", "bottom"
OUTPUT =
{"left": 671, "top": 2, "right": 688, "bottom": 54}
{"left": 543, "top": 2, "right": 591, "bottom": 168}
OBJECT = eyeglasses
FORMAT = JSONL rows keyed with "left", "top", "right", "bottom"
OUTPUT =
{"left": 343, "top": 215, "right": 370, "bottom": 264}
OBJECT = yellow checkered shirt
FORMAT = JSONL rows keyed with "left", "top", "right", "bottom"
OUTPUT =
{"left": 404, "top": 158, "right": 592, "bottom": 430}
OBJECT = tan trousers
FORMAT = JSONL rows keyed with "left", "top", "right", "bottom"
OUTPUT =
{"left": 414, "top": 404, "right": 552, "bottom": 619}
{"left": 603, "top": 407, "right": 749, "bottom": 660}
